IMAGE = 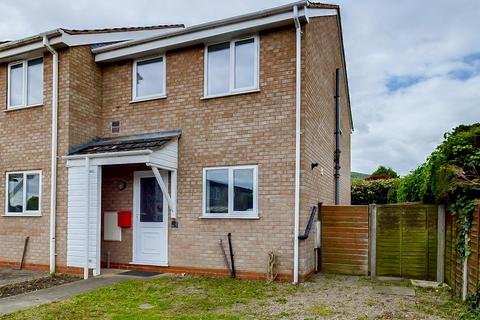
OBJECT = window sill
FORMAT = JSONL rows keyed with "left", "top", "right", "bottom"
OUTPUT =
{"left": 1, "top": 213, "right": 42, "bottom": 217}
{"left": 130, "top": 95, "right": 167, "bottom": 104}
{"left": 4, "top": 104, "right": 44, "bottom": 112}
{"left": 201, "top": 89, "right": 260, "bottom": 100}
{"left": 200, "top": 215, "right": 259, "bottom": 220}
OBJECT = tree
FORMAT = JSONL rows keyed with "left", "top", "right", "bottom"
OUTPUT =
{"left": 368, "top": 166, "right": 399, "bottom": 180}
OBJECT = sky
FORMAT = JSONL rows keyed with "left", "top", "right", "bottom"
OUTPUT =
{"left": 1, "top": 0, "right": 479, "bottom": 176}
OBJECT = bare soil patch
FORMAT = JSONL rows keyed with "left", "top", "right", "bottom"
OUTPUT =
{"left": 0, "top": 274, "right": 80, "bottom": 299}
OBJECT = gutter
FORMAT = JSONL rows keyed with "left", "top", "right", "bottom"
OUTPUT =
{"left": 43, "top": 36, "right": 59, "bottom": 275}
{"left": 92, "top": 1, "right": 309, "bottom": 54}
{"left": 293, "top": 5, "right": 302, "bottom": 284}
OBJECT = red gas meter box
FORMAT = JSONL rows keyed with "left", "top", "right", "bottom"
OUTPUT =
{"left": 117, "top": 211, "right": 132, "bottom": 228}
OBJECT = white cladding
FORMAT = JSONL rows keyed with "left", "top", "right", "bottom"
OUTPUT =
{"left": 66, "top": 165, "right": 101, "bottom": 270}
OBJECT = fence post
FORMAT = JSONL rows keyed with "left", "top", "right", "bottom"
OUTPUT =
{"left": 437, "top": 205, "right": 445, "bottom": 283}
{"left": 370, "top": 204, "right": 377, "bottom": 277}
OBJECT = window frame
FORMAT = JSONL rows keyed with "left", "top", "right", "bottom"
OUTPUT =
{"left": 202, "top": 165, "right": 258, "bottom": 219}
{"left": 4, "top": 170, "right": 42, "bottom": 216}
{"left": 7, "top": 57, "right": 44, "bottom": 110}
{"left": 203, "top": 35, "right": 260, "bottom": 99}
{"left": 132, "top": 54, "right": 167, "bottom": 102}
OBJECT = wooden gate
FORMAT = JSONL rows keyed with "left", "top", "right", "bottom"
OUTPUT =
{"left": 372, "top": 204, "right": 440, "bottom": 280}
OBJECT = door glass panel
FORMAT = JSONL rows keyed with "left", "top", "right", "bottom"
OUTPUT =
{"left": 206, "top": 169, "right": 228, "bottom": 213}
{"left": 8, "top": 174, "right": 24, "bottom": 212}
{"left": 233, "top": 169, "right": 254, "bottom": 212}
{"left": 140, "top": 177, "right": 164, "bottom": 222}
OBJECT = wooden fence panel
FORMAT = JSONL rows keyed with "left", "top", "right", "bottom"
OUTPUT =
{"left": 376, "top": 204, "right": 438, "bottom": 281}
{"left": 320, "top": 205, "right": 369, "bottom": 275}
{"left": 444, "top": 204, "right": 480, "bottom": 298}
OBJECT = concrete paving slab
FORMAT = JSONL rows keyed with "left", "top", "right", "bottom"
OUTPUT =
{"left": 374, "top": 286, "right": 416, "bottom": 296}
{"left": 411, "top": 279, "right": 441, "bottom": 289}
{"left": 0, "top": 274, "right": 137, "bottom": 316}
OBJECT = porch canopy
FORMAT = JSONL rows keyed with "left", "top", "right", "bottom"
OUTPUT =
{"left": 63, "top": 130, "right": 180, "bottom": 278}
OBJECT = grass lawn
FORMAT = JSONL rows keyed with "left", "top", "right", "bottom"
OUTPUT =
{"left": 2, "top": 275, "right": 301, "bottom": 320}
{"left": 1, "top": 274, "right": 475, "bottom": 320}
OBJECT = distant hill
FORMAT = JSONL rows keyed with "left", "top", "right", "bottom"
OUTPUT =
{"left": 351, "top": 171, "right": 369, "bottom": 180}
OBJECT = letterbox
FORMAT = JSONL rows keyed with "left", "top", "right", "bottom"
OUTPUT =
{"left": 117, "top": 211, "right": 132, "bottom": 228}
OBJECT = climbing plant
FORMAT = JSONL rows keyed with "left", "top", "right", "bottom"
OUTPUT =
{"left": 397, "top": 123, "right": 480, "bottom": 259}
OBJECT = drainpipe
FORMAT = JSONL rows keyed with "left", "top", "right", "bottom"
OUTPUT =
{"left": 84, "top": 156, "right": 90, "bottom": 280}
{"left": 43, "top": 36, "right": 59, "bottom": 274}
{"left": 293, "top": 5, "right": 302, "bottom": 284}
{"left": 334, "top": 68, "right": 341, "bottom": 205}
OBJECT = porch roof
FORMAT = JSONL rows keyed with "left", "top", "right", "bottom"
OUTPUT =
{"left": 69, "top": 130, "right": 181, "bottom": 155}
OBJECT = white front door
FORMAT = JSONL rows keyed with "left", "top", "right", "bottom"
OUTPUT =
{"left": 133, "top": 170, "right": 168, "bottom": 266}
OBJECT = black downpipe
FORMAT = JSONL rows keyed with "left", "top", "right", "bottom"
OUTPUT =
{"left": 227, "top": 233, "right": 236, "bottom": 278}
{"left": 298, "top": 206, "right": 317, "bottom": 240}
{"left": 334, "top": 68, "right": 341, "bottom": 205}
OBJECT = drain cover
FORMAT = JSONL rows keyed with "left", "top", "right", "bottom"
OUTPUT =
{"left": 119, "top": 270, "right": 161, "bottom": 277}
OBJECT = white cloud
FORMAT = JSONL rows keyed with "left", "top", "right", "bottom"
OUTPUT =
{"left": 1, "top": 0, "right": 479, "bottom": 176}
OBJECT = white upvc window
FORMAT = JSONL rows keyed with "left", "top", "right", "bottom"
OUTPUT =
{"left": 204, "top": 35, "right": 259, "bottom": 98}
{"left": 132, "top": 55, "right": 166, "bottom": 101}
{"left": 5, "top": 171, "right": 42, "bottom": 216}
{"left": 7, "top": 57, "right": 44, "bottom": 109}
{"left": 202, "top": 165, "right": 258, "bottom": 218}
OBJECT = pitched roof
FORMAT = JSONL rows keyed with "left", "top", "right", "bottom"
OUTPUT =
{"left": 69, "top": 130, "right": 181, "bottom": 155}
{"left": 61, "top": 24, "right": 184, "bottom": 35}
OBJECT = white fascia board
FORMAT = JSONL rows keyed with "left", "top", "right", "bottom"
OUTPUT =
{"left": 62, "top": 28, "right": 184, "bottom": 47}
{"left": 64, "top": 150, "right": 152, "bottom": 167}
{"left": 0, "top": 35, "right": 64, "bottom": 62}
{"left": 95, "top": 8, "right": 309, "bottom": 63}
{"left": 306, "top": 8, "right": 338, "bottom": 18}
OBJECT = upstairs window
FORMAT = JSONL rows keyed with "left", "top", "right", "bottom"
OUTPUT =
{"left": 8, "top": 57, "right": 43, "bottom": 109}
{"left": 133, "top": 55, "right": 166, "bottom": 101}
{"left": 5, "top": 171, "right": 41, "bottom": 216}
{"left": 203, "top": 165, "right": 258, "bottom": 218}
{"left": 205, "top": 36, "right": 259, "bottom": 97}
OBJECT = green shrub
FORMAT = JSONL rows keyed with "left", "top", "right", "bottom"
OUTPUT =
{"left": 396, "top": 123, "right": 479, "bottom": 259}
{"left": 351, "top": 178, "right": 399, "bottom": 205}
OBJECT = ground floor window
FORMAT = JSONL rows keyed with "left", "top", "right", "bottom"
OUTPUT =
{"left": 5, "top": 171, "right": 41, "bottom": 215}
{"left": 203, "top": 165, "right": 258, "bottom": 218}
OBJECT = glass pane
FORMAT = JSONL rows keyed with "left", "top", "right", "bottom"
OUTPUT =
{"left": 207, "top": 42, "right": 230, "bottom": 95}
{"left": 206, "top": 169, "right": 228, "bottom": 213}
{"left": 234, "top": 39, "right": 255, "bottom": 89}
{"left": 140, "top": 177, "right": 164, "bottom": 222}
{"left": 9, "top": 64, "right": 23, "bottom": 106}
{"left": 136, "top": 57, "right": 164, "bottom": 98}
{"left": 27, "top": 58, "right": 43, "bottom": 105}
{"left": 26, "top": 174, "right": 40, "bottom": 211}
{"left": 233, "top": 169, "right": 254, "bottom": 212}
{"left": 8, "top": 174, "right": 24, "bottom": 213}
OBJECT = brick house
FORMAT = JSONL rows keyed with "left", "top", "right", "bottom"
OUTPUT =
{"left": 0, "top": 1, "right": 352, "bottom": 282}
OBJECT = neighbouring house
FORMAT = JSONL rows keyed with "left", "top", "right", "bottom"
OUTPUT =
{"left": 0, "top": 1, "right": 352, "bottom": 282}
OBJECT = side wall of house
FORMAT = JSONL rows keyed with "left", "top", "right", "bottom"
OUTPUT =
{"left": 298, "top": 15, "right": 352, "bottom": 276}
{"left": 99, "top": 26, "right": 298, "bottom": 277}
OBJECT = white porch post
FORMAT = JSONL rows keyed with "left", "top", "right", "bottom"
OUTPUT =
{"left": 171, "top": 170, "right": 177, "bottom": 219}
{"left": 84, "top": 157, "right": 90, "bottom": 280}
